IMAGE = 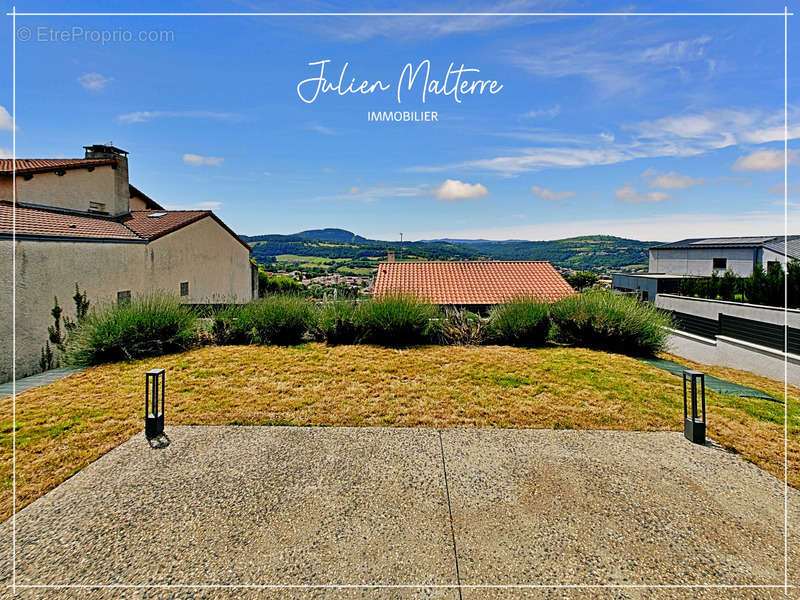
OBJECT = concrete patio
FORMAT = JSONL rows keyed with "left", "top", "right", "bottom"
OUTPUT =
{"left": 1, "top": 427, "right": 797, "bottom": 599}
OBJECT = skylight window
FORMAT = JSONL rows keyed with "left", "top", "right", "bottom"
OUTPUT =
{"left": 147, "top": 212, "right": 167, "bottom": 218}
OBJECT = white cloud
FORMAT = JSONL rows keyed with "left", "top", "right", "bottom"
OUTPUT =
{"left": 411, "top": 107, "right": 800, "bottom": 176}
{"left": 119, "top": 110, "right": 242, "bottom": 123}
{"left": 768, "top": 183, "right": 800, "bottom": 195}
{"left": 434, "top": 179, "right": 489, "bottom": 202}
{"left": 411, "top": 147, "right": 634, "bottom": 176}
{"left": 507, "top": 25, "right": 715, "bottom": 97}
{"left": 733, "top": 149, "right": 797, "bottom": 172}
{"left": 642, "top": 169, "right": 706, "bottom": 190}
{"left": 614, "top": 185, "right": 671, "bottom": 204}
{"left": 307, "top": 123, "right": 337, "bottom": 135}
{"left": 638, "top": 35, "right": 712, "bottom": 63}
{"left": 315, "top": 184, "right": 428, "bottom": 203}
{"left": 0, "top": 106, "right": 16, "bottom": 131}
{"left": 196, "top": 201, "right": 222, "bottom": 208}
{"left": 313, "top": 3, "right": 545, "bottom": 42}
{"left": 77, "top": 72, "right": 113, "bottom": 91}
{"left": 522, "top": 105, "right": 561, "bottom": 119}
{"left": 183, "top": 154, "right": 224, "bottom": 167}
{"left": 0, "top": 147, "right": 10, "bottom": 158}
{"left": 531, "top": 185, "right": 574, "bottom": 201}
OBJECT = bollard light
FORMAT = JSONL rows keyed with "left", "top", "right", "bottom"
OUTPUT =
{"left": 145, "top": 368, "right": 165, "bottom": 439}
{"left": 682, "top": 370, "right": 706, "bottom": 445}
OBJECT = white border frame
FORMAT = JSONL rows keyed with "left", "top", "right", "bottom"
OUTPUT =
{"left": 5, "top": 6, "right": 794, "bottom": 596}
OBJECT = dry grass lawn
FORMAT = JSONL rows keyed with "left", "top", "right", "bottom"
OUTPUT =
{"left": 2, "top": 343, "right": 798, "bottom": 521}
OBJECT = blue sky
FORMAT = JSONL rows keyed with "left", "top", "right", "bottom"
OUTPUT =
{"left": 1, "top": 0, "right": 797, "bottom": 242}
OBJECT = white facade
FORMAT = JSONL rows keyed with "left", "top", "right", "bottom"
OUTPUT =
{"left": 648, "top": 239, "right": 791, "bottom": 277}
{"left": 648, "top": 246, "right": 759, "bottom": 277}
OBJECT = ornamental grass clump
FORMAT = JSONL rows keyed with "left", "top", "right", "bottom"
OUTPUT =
{"left": 312, "top": 301, "right": 360, "bottom": 345}
{"left": 549, "top": 288, "right": 673, "bottom": 356}
{"left": 436, "top": 309, "right": 487, "bottom": 345}
{"left": 212, "top": 295, "right": 312, "bottom": 345}
{"left": 65, "top": 294, "right": 197, "bottom": 365}
{"left": 354, "top": 293, "right": 440, "bottom": 347}
{"left": 486, "top": 296, "right": 551, "bottom": 347}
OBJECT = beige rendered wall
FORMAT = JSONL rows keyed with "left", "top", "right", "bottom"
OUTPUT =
{"left": 1, "top": 217, "right": 253, "bottom": 382}
{"left": 129, "top": 195, "right": 148, "bottom": 210}
{"left": 147, "top": 217, "right": 253, "bottom": 303}
{"left": 0, "top": 164, "right": 129, "bottom": 216}
{"left": 1, "top": 238, "right": 149, "bottom": 382}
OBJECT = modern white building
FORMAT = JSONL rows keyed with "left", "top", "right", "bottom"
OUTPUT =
{"left": 648, "top": 236, "right": 797, "bottom": 277}
{"left": 0, "top": 144, "right": 256, "bottom": 382}
{"left": 612, "top": 235, "right": 799, "bottom": 300}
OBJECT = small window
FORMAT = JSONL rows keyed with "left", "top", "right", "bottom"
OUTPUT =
{"left": 180, "top": 281, "right": 189, "bottom": 297}
{"left": 117, "top": 290, "right": 131, "bottom": 305}
{"left": 88, "top": 201, "right": 106, "bottom": 213}
{"left": 712, "top": 258, "right": 727, "bottom": 270}
{"left": 147, "top": 212, "right": 167, "bottom": 218}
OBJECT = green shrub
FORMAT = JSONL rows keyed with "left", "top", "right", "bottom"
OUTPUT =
{"left": 65, "top": 294, "right": 197, "bottom": 365}
{"left": 258, "top": 271, "right": 304, "bottom": 297}
{"left": 213, "top": 295, "right": 312, "bottom": 345}
{"left": 436, "top": 309, "right": 486, "bottom": 345}
{"left": 487, "top": 297, "right": 551, "bottom": 347}
{"left": 549, "top": 289, "right": 672, "bottom": 356}
{"left": 312, "top": 301, "right": 360, "bottom": 345}
{"left": 354, "top": 294, "right": 440, "bottom": 346}
{"left": 566, "top": 271, "right": 598, "bottom": 290}
{"left": 719, "top": 270, "right": 738, "bottom": 301}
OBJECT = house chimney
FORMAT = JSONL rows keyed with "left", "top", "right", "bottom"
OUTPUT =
{"left": 84, "top": 143, "right": 130, "bottom": 217}
{"left": 387, "top": 251, "right": 395, "bottom": 262}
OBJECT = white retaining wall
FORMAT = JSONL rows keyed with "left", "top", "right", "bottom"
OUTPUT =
{"left": 655, "top": 294, "right": 799, "bottom": 385}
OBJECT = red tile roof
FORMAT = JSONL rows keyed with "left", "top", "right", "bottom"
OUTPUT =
{"left": 0, "top": 158, "right": 118, "bottom": 175}
{"left": 121, "top": 210, "right": 251, "bottom": 250}
{"left": 121, "top": 210, "right": 210, "bottom": 240}
{"left": 0, "top": 204, "right": 251, "bottom": 251}
{"left": 373, "top": 261, "right": 575, "bottom": 304}
{"left": 0, "top": 201, "right": 143, "bottom": 241}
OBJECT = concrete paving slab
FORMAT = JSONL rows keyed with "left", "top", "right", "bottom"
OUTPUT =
{"left": 441, "top": 429, "right": 798, "bottom": 600}
{"left": 1, "top": 427, "right": 796, "bottom": 600}
{"left": 0, "top": 426, "right": 458, "bottom": 598}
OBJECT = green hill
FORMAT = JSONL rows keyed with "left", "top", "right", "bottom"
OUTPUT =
{"left": 241, "top": 231, "right": 656, "bottom": 273}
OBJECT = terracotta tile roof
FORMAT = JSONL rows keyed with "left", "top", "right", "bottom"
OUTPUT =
{"left": 0, "top": 158, "right": 118, "bottom": 175}
{"left": 122, "top": 210, "right": 252, "bottom": 251}
{"left": 373, "top": 261, "right": 575, "bottom": 304}
{"left": 0, "top": 201, "right": 143, "bottom": 241}
{"left": 0, "top": 202, "right": 251, "bottom": 251}
{"left": 121, "top": 210, "right": 210, "bottom": 240}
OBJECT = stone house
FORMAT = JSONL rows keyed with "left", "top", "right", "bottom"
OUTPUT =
{"left": 0, "top": 144, "right": 256, "bottom": 382}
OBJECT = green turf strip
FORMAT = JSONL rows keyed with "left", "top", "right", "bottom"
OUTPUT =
{"left": 640, "top": 357, "right": 780, "bottom": 402}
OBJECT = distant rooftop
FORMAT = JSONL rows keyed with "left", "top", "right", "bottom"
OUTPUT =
{"left": 373, "top": 261, "right": 574, "bottom": 305}
{"left": 653, "top": 235, "right": 800, "bottom": 259}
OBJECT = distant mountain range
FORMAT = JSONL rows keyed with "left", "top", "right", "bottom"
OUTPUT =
{"left": 241, "top": 229, "right": 659, "bottom": 272}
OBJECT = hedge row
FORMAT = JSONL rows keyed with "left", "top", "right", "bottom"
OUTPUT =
{"left": 63, "top": 290, "right": 672, "bottom": 367}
